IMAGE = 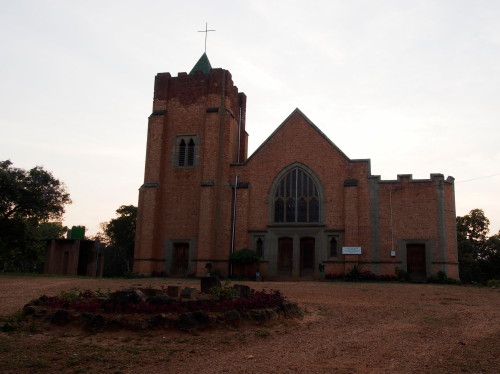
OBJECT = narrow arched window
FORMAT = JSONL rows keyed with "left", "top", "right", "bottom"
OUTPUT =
{"left": 256, "top": 237, "right": 264, "bottom": 257}
{"left": 178, "top": 139, "right": 186, "bottom": 166}
{"left": 330, "top": 236, "right": 338, "bottom": 257}
{"left": 273, "top": 167, "right": 320, "bottom": 223}
{"left": 187, "top": 138, "right": 195, "bottom": 166}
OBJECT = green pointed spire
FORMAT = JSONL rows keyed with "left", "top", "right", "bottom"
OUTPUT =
{"left": 189, "top": 53, "right": 212, "bottom": 75}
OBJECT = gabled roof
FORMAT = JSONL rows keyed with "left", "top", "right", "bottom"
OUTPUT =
{"left": 246, "top": 108, "right": 353, "bottom": 163}
{"left": 189, "top": 53, "right": 212, "bottom": 75}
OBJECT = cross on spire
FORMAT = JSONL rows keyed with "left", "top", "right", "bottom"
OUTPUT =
{"left": 198, "top": 22, "right": 216, "bottom": 54}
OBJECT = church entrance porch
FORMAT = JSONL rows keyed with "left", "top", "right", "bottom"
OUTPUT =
{"left": 266, "top": 227, "right": 322, "bottom": 280}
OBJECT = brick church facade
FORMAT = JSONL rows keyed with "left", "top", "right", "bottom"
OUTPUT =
{"left": 133, "top": 54, "right": 459, "bottom": 280}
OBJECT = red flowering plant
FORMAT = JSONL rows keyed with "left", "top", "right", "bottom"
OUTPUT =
{"left": 42, "top": 288, "right": 285, "bottom": 315}
{"left": 45, "top": 288, "right": 110, "bottom": 313}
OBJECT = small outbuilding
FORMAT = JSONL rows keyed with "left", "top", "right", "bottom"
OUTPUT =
{"left": 44, "top": 239, "right": 104, "bottom": 277}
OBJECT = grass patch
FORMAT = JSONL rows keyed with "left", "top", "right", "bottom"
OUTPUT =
{"left": 25, "top": 359, "right": 50, "bottom": 369}
{"left": 316, "top": 305, "right": 334, "bottom": 317}
{"left": 122, "top": 346, "right": 141, "bottom": 354}
{"left": 0, "top": 336, "right": 13, "bottom": 353}
{"left": 421, "top": 315, "right": 448, "bottom": 326}
{"left": 254, "top": 329, "right": 270, "bottom": 338}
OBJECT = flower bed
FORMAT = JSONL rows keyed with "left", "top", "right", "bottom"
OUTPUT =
{"left": 20, "top": 286, "right": 301, "bottom": 332}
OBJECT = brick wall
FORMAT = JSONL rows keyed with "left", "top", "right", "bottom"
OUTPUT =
{"left": 134, "top": 66, "right": 458, "bottom": 280}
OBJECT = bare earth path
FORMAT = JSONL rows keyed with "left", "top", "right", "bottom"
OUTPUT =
{"left": 0, "top": 276, "right": 499, "bottom": 374}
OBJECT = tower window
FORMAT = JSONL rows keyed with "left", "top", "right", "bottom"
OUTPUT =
{"left": 175, "top": 135, "right": 198, "bottom": 168}
{"left": 179, "top": 139, "right": 186, "bottom": 166}
{"left": 187, "top": 139, "right": 195, "bottom": 165}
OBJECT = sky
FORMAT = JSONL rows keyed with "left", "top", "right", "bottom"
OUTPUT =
{"left": 1, "top": 0, "right": 499, "bottom": 236}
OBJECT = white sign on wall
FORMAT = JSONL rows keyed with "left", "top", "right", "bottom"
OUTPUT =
{"left": 342, "top": 246, "right": 362, "bottom": 255}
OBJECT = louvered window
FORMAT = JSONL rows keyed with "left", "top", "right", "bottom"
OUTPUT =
{"left": 176, "top": 136, "right": 198, "bottom": 168}
{"left": 178, "top": 139, "right": 186, "bottom": 166}
{"left": 187, "top": 138, "right": 195, "bottom": 166}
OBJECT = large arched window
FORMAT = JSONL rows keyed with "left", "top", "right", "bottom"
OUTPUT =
{"left": 273, "top": 167, "right": 320, "bottom": 223}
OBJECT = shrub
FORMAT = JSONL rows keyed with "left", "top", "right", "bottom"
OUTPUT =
{"left": 344, "top": 265, "right": 363, "bottom": 282}
{"left": 1, "top": 312, "right": 27, "bottom": 332}
{"left": 210, "top": 280, "right": 240, "bottom": 300}
{"left": 325, "top": 269, "right": 397, "bottom": 282}
{"left": 427, "top": 271, "right": 458, "bottom": 284}
{"left": 486, "top": 279, "right": 500, "bottom": 288}
{"left": 395, "top": 267, "right": 410, "bottom": 282}
{"left": 229, "top": 248, "right": 260, "bottom": 265}
{"left": 45, "top": 288, "right": 111, "bottom": 312}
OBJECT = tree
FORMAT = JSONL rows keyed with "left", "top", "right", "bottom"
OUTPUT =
{"left": 456, "top": 209, "right": 500, "bottom": 283}
{"left": 100, "top": 205, "right": 137, "bottom": 277}
{"left": 37, "top": 221, "right": 68, "bottom": 239}
{"left": 1, "top": 160, "right": 71, "bottom": 222}
{"left": 0, "top": 160, "right": 71, "bottom": 272}
{"left": 456, "top": 209, "right": 490, "bottom": 250}
{"left": 483, "top": 232, "right": 500, "bottom": 281}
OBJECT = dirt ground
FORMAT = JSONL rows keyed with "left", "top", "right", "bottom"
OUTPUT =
{"left": 0, "top": 276, "right": 499, "bottom": 374}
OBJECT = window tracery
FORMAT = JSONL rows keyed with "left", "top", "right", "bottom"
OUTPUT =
{"left": 273, "top": 167, "right": 320, "bottom": 223}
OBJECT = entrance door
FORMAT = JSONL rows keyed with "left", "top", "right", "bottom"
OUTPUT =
{"left": 62, "top": 251, "right": 69, "bottom": 275}
{"left": 300, "top": 237, "right": 315, "bottom": 277}
{"left": 171, "top": 243, "right": 189, "bottom": 276}
{"left": 278, "top": 237, "right": 293, "bottom": 275}
{"left": 407, "top": 244, "right": 426, "bottom": 282}
{"left": 77, "top": 248, "right": 88, "bottom": 276}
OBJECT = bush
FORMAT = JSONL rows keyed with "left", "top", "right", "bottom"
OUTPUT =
{"left": 228, "top": 248, "right": 260, "bottom": 265}
{"left": 395, "top": 267, "right": 410, "bottom": 282}
{"left": 486, "top": 279, "right": 500, "bottom": 288}
{"left": 325, "top": 268, "right": 397, "bottom": 282}
{"left": 427, "top": 271, "right": 458, "bottom": 284}
{"left": 209, "top": 279, "right": 240, "bottom": 300}
{"left": 344, "top": 265, "right": 363, "bottom": 281}
{"left": 459, "top": 255, "right": 483, "bottom": 284}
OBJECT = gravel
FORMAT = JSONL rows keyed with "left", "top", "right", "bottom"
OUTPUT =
{"left": 0, "top": 276, "right": 499, "bottom": 374}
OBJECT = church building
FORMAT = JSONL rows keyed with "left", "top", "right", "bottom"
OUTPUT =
{"left": 133, "top": 54, "right": 459, "bottom": 280}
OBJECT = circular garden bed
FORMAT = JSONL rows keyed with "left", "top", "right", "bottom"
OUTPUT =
{"left": 18, "top": 284, "right": 301, "bottom": 333}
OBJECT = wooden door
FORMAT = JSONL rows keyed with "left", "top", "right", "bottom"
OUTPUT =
{"left": 407, "top": 244, "right": 426, "bottom": 282}
{"left": 172, "top": 243, "right": 189, "bottom": 276}
{"left": 278, "top": 237, "right": 293, "bottom": 275}
{"left": 77, "top": 248, "right": 88, "bottom": 276}
{"left": 300, "top": 237, "right": 315, "bottom": 276}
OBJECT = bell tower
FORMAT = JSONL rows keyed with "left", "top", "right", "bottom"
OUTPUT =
{"left": 134, "top": 54, "right": 247, "bottom": 276}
